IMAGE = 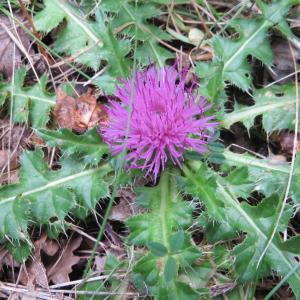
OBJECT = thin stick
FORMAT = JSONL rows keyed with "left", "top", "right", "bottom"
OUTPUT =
{"left": 17, "top": 0, "right": 53, "bottom": 65}
{"left": 256, "top": 41, "right": 299, "bottom": 268}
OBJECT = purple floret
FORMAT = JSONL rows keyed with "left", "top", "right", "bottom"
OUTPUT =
{"left": 100, "top": 64, "right": 217, "bottom": 180}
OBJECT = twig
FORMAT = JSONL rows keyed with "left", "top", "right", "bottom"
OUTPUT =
{"left": 17, "top": 0, "right": 52, "bottom": 65}
{"left": 256, "top": 41, "right": 299, "bottom": 268}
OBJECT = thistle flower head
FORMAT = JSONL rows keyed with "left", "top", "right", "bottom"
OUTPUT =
{"left": 101, "top": 64, "right": 217, "bottom": 180}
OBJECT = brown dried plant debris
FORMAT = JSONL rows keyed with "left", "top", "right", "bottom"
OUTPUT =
{"left": 53, "top": 87, "right": 107, "bottom": 132}
{"left": 19, "top": 234, "right": 82, "bottom": 288}
{"left": 0, "top": 246, "right": 18, "bottom": 271}
{"left": 269, "top": 38, "right": 300, "bottom": 84}
{"left": 0, "top": 119, "right": 32, "bottom": 184}
{"left": 47, "top": 236, "right": 82, "bottom": 284}
{"left": 0, "top": 13, "right": 33, "bottom": 79}
{"left": 277, "top": 132, "right": 300, "bottom": 155}
{"left": 110, "top": 189, "right": 141, "bottom": 222}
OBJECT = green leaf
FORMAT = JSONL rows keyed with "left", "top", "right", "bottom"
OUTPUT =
{"left": 180, "top": 163, "right": 224, "bottom": 220}
{"left": 127, "top": 173, "right": 193, "bottom": 245}
{"left": 198, "top": 212, "right": 238, "bottom": 243}
{"left": 129, "top": 171, "right": 200, "bottom": 298}
{"left": 5, "top": 240, "right": 32, "bottom": 263}
{"left": 0, "top": 148, "right": 110, "bottom": 240}
{"left": 183, "top": 162, "right": 300, "bottom": 297}
{"left": 222, "top": 84, "right": 299, "bottom": 133}
{"left": 222, "top": 149, "right": 300, "bottom": 204}
{"left": 223, "top": 167, "right": 254, "bottom": 199}
{"left": 78, "top": 281, "right": 105, "bottom": 300}
{"left": 148, "top": 242, "right": 168, "bottom": 257}
{"left": 38, "top": 128, "right": 108, "bottom": 165}
{"left": 195, "top": 61, "right": 224, "bottom": 101}
{"left": 216, "top": 183, "right": 300, "bottom": 297}
{"left": 173, "top": 233, "right": 201, "bottom": 268}
{"left": 170, "top": 231, "right": 185, "bottom": 253}
{"left": 164, "top": 256, "right": 177, "bottom": 283}
{"left": 0, "top": 69, "right": 55, "bottom": 128}
{"left": 213, "top": 18, "right": 272, "bottom": 90}
{"left": 198, "top": 0, "right": 296, "bottom": 91}
{"left": 279, "top": 235, "right": 300, "bottom": 254}
{"left": 34, "top": 0, "right": 129, "bottom": 75}
{"left": 135, "top": 39, "right": 174, "bottom": 67}
{"left": 111, "top": 2, "right": 173, "bottom": 66}
{"left": 158, "top": 281, "right": 200, "bottom": 300}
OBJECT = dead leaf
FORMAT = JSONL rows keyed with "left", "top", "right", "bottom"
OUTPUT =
{"left": 278, "top": 132, "right": 300, "bottom": 155}
{"left": 110, "top": 189, "right": 140, "bottom": 221}
{"left": 0, "top": 170, "right": 19, "bottom": 185}
{"left": 94, "top": 256, "right": 106, "bottom": 273}
{"left": 0, "top": 13, "right": 32, "bottom": 79}
{"left": 47, "top": 236, "right": 82, "bottom": 284}
{"left": 0, "top": 150, "right": 19, "bottom": 170}
{"left": 0, "top": 119, "right": 31, "bottom": 184}
{"left": 53, "top": 87, "right": 107, "bottom": 132}
{"left": 269, "top": 38, "right": 300, "bottom": 84}
{"left": 19, "top": 234, "right": 49, "bottom": 288}
{"left": 210, "top": 283, "right": 236, "bottom": 297}
{"left": 0, "top": 246, "right": 17, "bottom": 270}
{"left": 0, "top": 119, "right": 31, "bottom": 149}
{"left": 53, "top": 88, "right": 76, "bottom": 129}
{"left": 42, "top": 239, "right": 59, "bottom": 257}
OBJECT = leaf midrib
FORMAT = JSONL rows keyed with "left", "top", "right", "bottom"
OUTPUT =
{"left": 217, "top": 182, "right": 300, "bottom": 282}
{"left": 0, "top": 92, "right": 55, "bottom": 105}
{"left": 222, "top": 150, "right": 292, "bottom": 174}
{"left": 0, "top": 167, "right": 101, "bottom": 205}
{"left": 53, "top": 0, "right": 103, "bottom": 47}
{"left": 221, "top": 99, "right": 295, "bottom": 128}
{"left": 223, "top": 2, "right": 287, "bottom": 72}
{"left": 223, "top": 20, "right": 267, "bottom": 71}
{"left": 40, "top": 133, "right": 102, "bottom": 148}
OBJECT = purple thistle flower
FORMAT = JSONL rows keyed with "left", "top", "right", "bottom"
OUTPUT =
{"left": 100, "top": 64, "right": 217, "bottom": 180}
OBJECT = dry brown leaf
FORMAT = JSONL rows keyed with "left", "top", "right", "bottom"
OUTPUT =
{"left": 0, "top": 119, "right": 31, "bottom": 184}
{"left": 53, "top": 88, "right": 76, "bottom": 129}
{"left": 0, "top": 13, "right": 32, "bottom": 79}
{"left": 110, "top": 189, "right": 140, "bottom": 221}
{"left": 0, "top": 246, "right": 17, "bottom": 270}
{"left": 0, "top": 150, "right": 19, "bottom": 170}
{"left": 19, "top": 234, "right": 49, "bottom": 288}
{"left": 0, "top": 119, "right": 31, "bottom": 149}
{"left": 47, "top": 236, "right": 82, "bottom": 284}
{"left": 53, "top": 88, "right": 107, "bottom": 132}
{"left": 270, "top": 38, "right": 300, "bottom": 83}
{"left": 94, "top": 256, "right": 106, "bottom": 273}
{"left": 278, "top": 132, "right": 300, "bottom": 155}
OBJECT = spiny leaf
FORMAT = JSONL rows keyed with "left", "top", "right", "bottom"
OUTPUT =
{"left": 127, "top": 173, "right": 193, "bottom": 245}
{"left": 164, "top": 256, "right": 177, "bottom": 282}
{"left": 111, "top": 2, "right": 174, "bottom": 66}
{"left": 216, "top": 181, "right": 300, "bottom": 297}
{"left": 223, "top": 149, "right": 300, "bottom": 204}
{"left": 226, "top": 195, "right": 293, "bottom": 282}
{"left": 148, "top": 242, "right": 168, "bottom": 257}
{"left": 128, "top": 172, "right": 201, "bottom": 298}
{"left": 38, "top": 128, "right": 109, "bottom": 165}
{"left": 213, "top": 18, "right": 272, "bottom": 90}
{"left": 34, "top": 0, "right": 130, "bottom": 77}
{"left": 222, "top": 84, "right": 299, "bottom": 133}
{"left": 180, "top": 164, "right": 224, "bottom": 221}
{"left": 158, "top": 281, "right": 200, "bottom": 300}
{"left": 196, "top": 0, "right": 296, "bottom": 93}
{"left": 0, "top": 148, "right": 110, "bottom": 240}
{"left": 183, "top": 162, "right": 300, "bottom": 297}
{"left": 198, "top": 212, "right": 238, "bottom": 243}
{"left": 0, "top": 69, "right": 55, "bottom": 128}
